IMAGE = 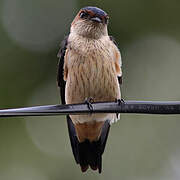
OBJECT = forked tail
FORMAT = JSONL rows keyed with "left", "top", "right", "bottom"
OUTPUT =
{"left": 67, "top": 116, "right": 110, "bottom": 173}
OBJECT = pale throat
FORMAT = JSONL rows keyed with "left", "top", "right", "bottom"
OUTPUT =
{"left": 71, "top": 22, "right": 108, "bottom": 39}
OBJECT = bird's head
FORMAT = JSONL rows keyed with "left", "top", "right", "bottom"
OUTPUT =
{"left": 71, "top": 6, "right": 109, "bottom": 39}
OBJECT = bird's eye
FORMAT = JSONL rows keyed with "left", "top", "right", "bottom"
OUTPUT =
{"left": 79, "top": 12, "right": 88, "bottom": 19}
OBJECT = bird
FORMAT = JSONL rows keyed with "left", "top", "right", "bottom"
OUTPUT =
{"left": 57, "top": 6, "right": 122, "bottom": 173}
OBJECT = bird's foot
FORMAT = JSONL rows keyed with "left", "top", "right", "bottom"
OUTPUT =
{"left": 115, "top": 98, "right": 125, "bottom": 118}
{"left": 116, "top": 98, "right": 125, "bottom": 105}
{"left": 85, "top": 97, "right": 94, "bottom": 113}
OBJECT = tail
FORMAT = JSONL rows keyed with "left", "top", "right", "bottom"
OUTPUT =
{"left": 66, "top": 116, "right": 110, "bottom": 173}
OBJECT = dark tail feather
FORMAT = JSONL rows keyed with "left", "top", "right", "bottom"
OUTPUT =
{"left": 78, "top": 139, "right": 103, "bottom": 173}
{"left": 67, "top": 117, "right": 110, "bottom": 173}
{"left": 66, "top": 115, "right": 79, "bottom": 163}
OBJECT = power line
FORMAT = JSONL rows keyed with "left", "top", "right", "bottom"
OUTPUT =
{"left": 0, "top": 101, "right": 180, "bottom": 118}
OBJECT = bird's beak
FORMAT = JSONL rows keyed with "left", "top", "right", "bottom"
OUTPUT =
{"left": 90, "top": 16, "right": 102, "bottom": 23}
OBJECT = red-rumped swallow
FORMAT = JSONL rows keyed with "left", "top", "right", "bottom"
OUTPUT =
{"left": 57, "top": 6, "right": 122, "bottom": 173}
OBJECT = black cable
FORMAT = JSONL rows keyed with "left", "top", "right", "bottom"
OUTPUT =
{"left": 0, "top": 101, "right": 180, "bottom": 118}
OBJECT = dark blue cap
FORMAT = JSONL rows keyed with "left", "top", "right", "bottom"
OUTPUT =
{"left": 81, "top": 6, "right": 108, "bottom": 17}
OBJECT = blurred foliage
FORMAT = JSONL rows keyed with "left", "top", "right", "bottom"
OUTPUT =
{"left": 0, "top": 0, "right": 180, "bottom": 179}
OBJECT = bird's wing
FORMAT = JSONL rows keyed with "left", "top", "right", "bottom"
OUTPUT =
{"left": 57, "top": 35, "right": 69, "bottom": 104}
{"left": 109, "top": 36, "right": 122, "bottom": 85}
{"left": 57, "top": 35, "right": 80, "bottom": 163}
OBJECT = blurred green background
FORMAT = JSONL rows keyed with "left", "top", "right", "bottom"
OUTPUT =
{"left": 0, "top": 0, "right": 180, "bottom": 179}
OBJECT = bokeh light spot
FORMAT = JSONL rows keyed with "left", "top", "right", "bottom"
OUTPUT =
{"left": 2, "top": 0, "right": 77, "bottom": 52}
